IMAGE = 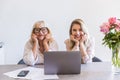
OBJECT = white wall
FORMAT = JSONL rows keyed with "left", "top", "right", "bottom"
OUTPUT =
{"left": 0, "top": 0, "right": 120, "bottom": 64}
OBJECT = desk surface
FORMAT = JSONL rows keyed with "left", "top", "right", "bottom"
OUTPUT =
{"left": 0, "top": 62, "right": 120, "bottom": 80}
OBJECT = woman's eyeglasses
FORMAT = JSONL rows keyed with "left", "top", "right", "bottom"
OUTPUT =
{"left": 33, "top": 27, "right": 48, "bottom": 34}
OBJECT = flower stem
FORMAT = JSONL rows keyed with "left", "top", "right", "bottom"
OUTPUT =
{"left": 112, "top": 48, "right": 120, "bottom": 68}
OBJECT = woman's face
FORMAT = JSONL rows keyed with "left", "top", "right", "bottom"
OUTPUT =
{"left": 71, "top": 24, "right": 84, "bottom": 41}
{"left": 33, "top": 27, "right": 48, "bottom": 40}
{"left": 33, "top": 23, "right": 43, "bottom": 36}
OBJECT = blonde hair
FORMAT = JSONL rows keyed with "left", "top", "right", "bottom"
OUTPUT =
{"left": 69, "top": 19, "right": 90, "bottom": 49}
{"left": 33, "top": 20, "right": 45, "bottom": 28}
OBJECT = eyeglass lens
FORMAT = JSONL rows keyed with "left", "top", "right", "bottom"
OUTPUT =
{"left": 33, "top": 27, "right": 48, "bottom": 34}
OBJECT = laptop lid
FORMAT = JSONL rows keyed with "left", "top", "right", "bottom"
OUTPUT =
{"left": 44, "top": 51, "right": 81, "bottom": 74}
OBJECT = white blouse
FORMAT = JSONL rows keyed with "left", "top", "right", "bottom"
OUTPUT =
{"left": 64, "top": 37, "right": 95, "bottom": 63}
{"left": 23, "top": 39, "right": 58, "bottom": 65}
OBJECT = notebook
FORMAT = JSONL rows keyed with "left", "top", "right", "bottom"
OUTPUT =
{"left": 44, "top": 51, "right": 81, "bottom": 74}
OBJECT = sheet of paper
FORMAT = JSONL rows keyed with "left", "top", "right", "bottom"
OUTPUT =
{"left": 4, "top": 67, "right": 59, "bottom": 80}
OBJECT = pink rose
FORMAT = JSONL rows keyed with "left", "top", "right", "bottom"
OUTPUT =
{"left": 112, "top": 19, "right": 120, "bottom": 31}
{"left": 115, "top": 20, "right": 120, "bottom": 27}
{"left": 115, "top": 26, "right": 120, "bottom": 32}
{"left": 108, "top": 17, "right": 116, "bottom": 24}
{"left": 100, "top": 22, "right": 110, "bottom": 34}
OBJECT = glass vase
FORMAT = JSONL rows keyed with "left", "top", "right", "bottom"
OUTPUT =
{"left": 112, "top": 48, "right": 120, "bottom": 75}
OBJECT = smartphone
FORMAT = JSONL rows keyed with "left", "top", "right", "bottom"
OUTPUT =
{"left": 17, "top": 70, "right": 29, "bottom": 77}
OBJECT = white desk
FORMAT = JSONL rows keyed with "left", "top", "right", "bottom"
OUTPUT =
{"left": 0, "top": 62, "right": 120, "bottom": 80}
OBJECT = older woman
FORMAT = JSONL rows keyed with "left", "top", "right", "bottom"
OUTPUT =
{"left": 23, "top": 21, "right": 58, "bottom": 65}
{"left": 64, "top": 19, "right": 95, "bottom": 63}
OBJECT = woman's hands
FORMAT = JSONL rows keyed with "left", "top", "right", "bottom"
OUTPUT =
{"left": 79, "top": 34, "right": 87, "bottom": 44}
{"left": 31, "top": 33, "right": 38, "bottom": 59}
{"left": 70, "top": 35, "right": 79, "bottom": 46}
{"left": 43, "top": 34, "right": 52, "bottom": 51}
{"left": 70, "top": 33, "right": 87, "bottom": 46}
{"left": 43, "top": 34, "right": 51, "bottom": 44}
{"left": 31, "top": 33, "right": 52, "bottom": 52}
{"left": 70, "top": 33, "right": 88, "bottom": 61}
{"left": 31, "top": 34, "right": 38, "bottom": 44}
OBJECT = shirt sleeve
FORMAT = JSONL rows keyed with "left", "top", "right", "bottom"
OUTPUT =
{"left": 84, "top": 37, "right": 95, "bottom": 63}
{"left": 23, "top": 40, "right": 38, "bottom": 66}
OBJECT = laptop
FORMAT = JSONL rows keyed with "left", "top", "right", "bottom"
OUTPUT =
{"left": 44, "top": 51, "right": 81, "bottom": 75}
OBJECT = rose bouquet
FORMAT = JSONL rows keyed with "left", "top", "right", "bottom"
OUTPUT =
{"left": 100, "top": 17, "right": 120, "bottom": 67}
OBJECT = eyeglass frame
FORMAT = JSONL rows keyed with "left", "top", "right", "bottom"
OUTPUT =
{"left": 33, "top": 27, "right": 49, "bottom": 34}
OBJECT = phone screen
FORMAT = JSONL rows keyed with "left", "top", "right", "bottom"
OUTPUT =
{"left": 17, "top": 70, "right": 29, "bottom": 77}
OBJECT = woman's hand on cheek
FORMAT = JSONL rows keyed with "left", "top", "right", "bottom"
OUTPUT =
{"left": 70, "top": 35, "right": 79, "bottom": 46}
{"left": 45, "top": 34, "right": 51, "bottom": 40}
{"left": 43, "top": 34, "right": 51, "bottom": 51}
{"left": 31, "top": 34, "right": 38, "bottom": 43}
{"left": 43, "top": 34, "right": 51, "bottom": 44}
{"left": 80, "top": 34, "right": 87, "bottom": 43}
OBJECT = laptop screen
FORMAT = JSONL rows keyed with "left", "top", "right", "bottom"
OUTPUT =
{"left": 44, "top": 51, "right": 81, "bottom": 74}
